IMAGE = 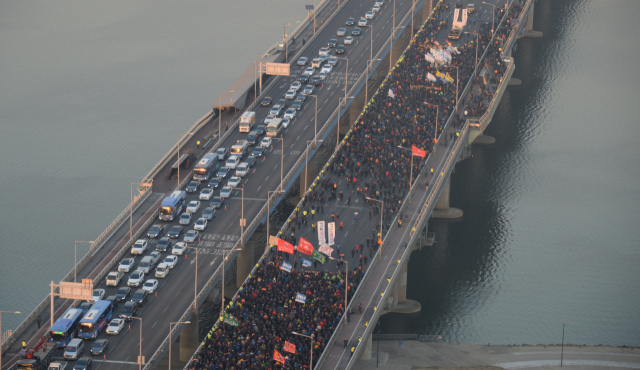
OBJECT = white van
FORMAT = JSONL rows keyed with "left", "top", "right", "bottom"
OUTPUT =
{"left": 64, "top": 339, "right": 84, "bottom": 360}
{"left": 155, "top": 263, "right": 170, "bottom": 278}
{"left": 312, "top": 58, "right": 322, "bottom": 68}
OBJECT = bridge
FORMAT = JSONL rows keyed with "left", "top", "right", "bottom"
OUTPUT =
{"left": 0, "top": 0, "right": 543, "bottom": 369}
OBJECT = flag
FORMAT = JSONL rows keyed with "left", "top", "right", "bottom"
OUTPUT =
{"left": 295, "top": 292, "right": 307, "bottom": 304}
{"left": 222, "top": 312, "right": 240, "bottom": 326}
{"left": 412, "top": 145, "right": 427, "bottom": 158}
{"left": 434, "top": 40, "right": 440, "bottom": 45}
{"left": 453, "top": 46, "right": 460, "bottom": 54}
{"left": 445, "top": 73, "right": 454, "bottom": 84}
{"left": 273, "top": 349, "right": 285, "bottom": 364}
{"left": 269, "top": 235, "right": 280, "bottom": 247}
{"left": 327, "top": 222, "right": 335, "bottom": 246}
{"left": 317, "top": 221, "right": 326, "bottom": 246}
{"left": 277, "top": 239, "right": 294, "bottom": 254}
{"left": 427, "top": 72, "right": 436, "bottom": 82}
{"left": 298, "top": 237, "right": 315, "bottom": 255}
{"left": 436, "top": 71, "right": 446, "bottom": 79}
{"left": 461, "top": 8, "right": 468, "bottom": 25}
{"left": 425, "top": 53, "right": 435, "bottom": 63}
{"left": 284, "top": 341, "right": 296, "bottom": 354}
{"left": 301, "top": 258, "right": 312, "bottom": 267}
{"left": 388, "top": 89, "right": 395, "bottom": 98}
{"left": 281, "top": 261, "right": 292, "bottom": 273}
{"left": 319, "top": 244, "right": 334, "bottom": 256}
{"left": 311, "top": 249, "right": 327, "bottom": 264}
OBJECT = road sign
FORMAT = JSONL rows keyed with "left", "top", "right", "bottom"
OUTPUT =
{"left": 58, "top": 279, "right": 93, "bottom": 300}
{"left": 266, "top": 63, "right": 290, "bottom": 76}
{"left": 138, "top": 356, "right": 145, "bottom": 365}
{"left": 240, "top": 219, "right": 246, "bottom": 227}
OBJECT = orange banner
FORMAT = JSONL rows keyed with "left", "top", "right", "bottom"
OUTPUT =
{"left": 284, "top": 341, "right": 296, "bottom": 353}
{"left": 273, "top": 349, "right": 285, "bottom": 364}
{"left": 277, "top": 239, "right": 294, "bottom": 254}
{"left": 412, "top": 145, "right": 427, "bottom": 158}
{"left": 298, "top": 237, "right": 315, "bottom": 255}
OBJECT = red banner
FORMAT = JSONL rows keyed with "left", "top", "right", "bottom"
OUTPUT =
{"left": 277, "top": 239, "right": 294, "bottom": 254}
{"left": 412, "top": 145, "right": 427, "bottom": 158}
{"left": 298, "top": 237, "right": 315, "bottom": 255}
{"left": 284, "top": 341, "right": 296, "bottom": 353}
{"left": 273, "top": 349, "right": 285, "bottom": 364}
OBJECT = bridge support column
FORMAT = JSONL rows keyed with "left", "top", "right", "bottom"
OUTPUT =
{"left": 179, "top": 314, "right": 199, "bottom": 361}
{"left": 521, "top": 2, "right": 543, "bottom": 38}
{"left": 299, "top": 154, "right": 317, "bottom": 196}
{"left": 396, "top": 263, "right": 407, "bottom": 303}
{"left": 359, "top": 332, "right": 373, "bottom": 360}
{"left": 237, "top": 242, "right": 254, "bottom": 288}
{"left": 473, "top": 134, "right": 496, "bottom": 145}
{"left": 431, "top": 179, "right": 463, "bottom": 219}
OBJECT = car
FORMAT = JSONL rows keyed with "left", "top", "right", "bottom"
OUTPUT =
{"left": 106, "top": 271, "right": 123, "bottom": 287}
{"left": 142, "top": 279, "right": 159, "bottom": 294}
{"left": 252, "top": 146, "right": 264, "bottom": 157}
{"left": 90, "top": 289, "right": 105, "bottom": 303}
{"left": 90, "top": 339, "right": 108, "bottom": 355}
{"left": 131, "top": 289, "right": 149, "bottom": 305}
{"left": 207, "top": 177, "right": 220, "bottom": 189}
{"left": 246, "top": 131, "right": 259, "bottom": 145}
{"left": 219, "top": 186, "right": 232, "bottom": 199}
{"left": 263, "top": 115, "right": 276, "bottom": 125}
{"left": 105, "top": 295, "right": 119, "bottom": 309}
{"left": 297, "top": 56, "right": 308, "bottom": 66}
{"left": 186, "top": 200, "right": 201, "bottom": 213}
{"left": 225, "top": 155, "right": 241, "bottom": 169}
{"left": 336, "top": 45, "right": 345, "bottom": 54}
{"left": 310, "top": 76, "right": 322, "bottom": 86}
{"left": 236, "top": 162, "right": 249, "bottom": 177}
{"left": 118, "top": 257, "right": 135, "bottom": 273}
{"left": 292, "top": 99, "right": 304, "bottom": 110}
{"left": 352, "top": 27, "right": 361, "bottom": 35}
{"left": 179, "top": 212, "right": 192, "bottom": 225}
{"left": 106, "top": 319, "right": 125, "bottom": 335}
{"left": 246, "top": 156, "right": 257, "bottom": 167}
{"left": 172, "top": 242, "right": 187, "bottom": 255}
{"left": 300, "top": 73, "right": 310, "bottom": 84}
{"left": 149, "top": 251, "right": 161, "bottom": 265}
{"left": 358, "top": 18, "right": 368, "bottom": 26}
{"left": 131, "top": 239, "right": 147, "bottom": 255}
{"left": 147, "top": 224, "right": 164, "bottom": 239}
{"left": 277, "top": 98, "right": 288, "bottom": 107}
{"left": 282, "top": 118, "right": 292, "bottom": 128}
{"left": 156, "top": 237, "right": 172, "bottom": 252}
{"left": 73, "top": 357, "right": 93, "bottom": 370}
{"left": 184, "top": 230, "right": 200, "bottom": 243}
{"left": 127, "top": 270, "right": 145, "bottom": 287}
{"left": 328, "top": 56, "right": 338, "bottom": 65}
{"left": 372, "top": 4, "right": 381, "bottom": 12}
{"left": 260, "top": 137, "right": 272, "bottom": 148}
{"left": 304, "top": 66, "right": 315, "bottom": 76}
{"left": 199, "top": 188, "right": 214, "bottom": 200}
{"left": 337, "top": 27, "right": 347, "bottom": 36}
{"left": 202, "top": 207, "right": 216, "bottom": 220}
{"left": 119, "top": 301, "right": 139, "bottom": 321}
{"left": 322, "top": 64, "right": 333, "bottom": 73}
{"left": 186, "top": 181, "right": 199, "bottom": 193}
{"left": 375, "top": 0, "right": 384, "bottom": 5}
{"left": 328, "top": 39, "right": 337, "bottom": 47}
{"left": 168, "top": 225, "right": 183, "bottom": 239}
{"left": 228, "top": 176, "right": 241, "bottom": 188}
{"left": 155, "top": 262, "right": 170, "bottom": 278}
{"left": 64, "top": 339, "right": 84, "bottom": 360}
{"left": 345, "top": 36, "right": 354, "bottom": 45}
{"left": 365, "top": 11, "right": 375, "bottom": 19}
{"left": 261, "top": 97, "right": 272, "bottom": 106}
{"left": 290, "top": 81, "right": 302, "bottom": 91}
{"left": 216, "top": 147, "right": 229, "bottom": 160}
{"left": 164, "top": 255, "right": 178, "bottom": 269}
{"left": 303, "top": 84, "right": 314, "bottom": 95}
{"left": 285, "top": 90, "right": 296, "bottom": 99}
{"left": 284, "top": 108, "right": 296, "bottom": 119}
{"left": 319, "top": 47, "right": 330, "bottom": 56}
{"left": 217, "top": 167, "right": 230, "bottom": 179}
{"left": 78, "top": 302, "right": 92, "bottom": 314}
{"left": 318, "top": 54, "right": 328, "bottom": 64}
{"left": 255, "top": 125, "right": 266, "bottom": 136}
{"left": 115, "top": 287, "right": 131, "bottom": 302}
{"left": 210, "top": 196, "right": 224, "bottom": 209}
{"left": 194, "top": 218, "right": 208, "bottom": 231}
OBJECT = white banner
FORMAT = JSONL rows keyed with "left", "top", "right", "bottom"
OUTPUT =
{"left": 461, "top": 9, "right": 468, "bottom": 25}
{"left": 328, "top": 222, "right": 335, "bottom": 246}
{"left": 319, "top": 244, "right": 334, "bottom": 256}
{"left": 453, "top": 8, "right": 460, "bottom": 23}
{"left": 427, "top": 72, "right": 436, "bottom": 82}
{"left": 317, "top": 221, "right": 325, "bottom": 246}
{"left": 425, "top": 53, "right": 435, "bottom": 63}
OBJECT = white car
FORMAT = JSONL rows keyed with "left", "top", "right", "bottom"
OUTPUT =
{"left": 318, "top": 71, "right": 328, "bottom": 81}
{"left": 365, "top": 11, "right": 375, "bottom": 19}
{"left": 304, "top": 66, "right": 315, "bottom": 76}
{"left": 106, "top": 319, "right": 125, "bottom": 335}
{"left": 297, "top": 56, "right": 308, "bottom": 66}
{"left": 322, "top": 64, "right": 333, "bottom": 73}
{"left": 319, "top": 47, "right": 330, "bottom": 56}
{"left": 172, "top": 242, "right": 186, "bottom": 256}
{"left": 164, "top": 255, "right": 178, "bottom": 269}
{"left": 91, "top": 289, "right": 105, "bottom": 303}
{"left": 283, "top": 108, "right": 296, "bottom": 119}
{"left": 235, "top": 163, "right": 249, "bottom": 177}
{"left": 328, "top": 56, "right": 338, "bottom": 65}
{"left": 225, "top": 155, "right": 241, "bottom": 169}
{"left": 155, "top": 263, "right": 170, "bottom": 278}
{"left": 127, "top": 270, "right": 145, "bottom": 287}
{"left": 372, "top": 4, "right": 381, "bottom": 12}
{"left": 358, "top": 18, "right": 368, "bottom": 26}
{"left": 228, "top": 176, "right": 241, "bottom": 188}
{"left": 261, "top": 137, "right": 272, "bottom": 148}
{"left": 179, "top": 212, "right": 191, "bottom": 225}
{"left": 186, "top": 200, "right": 201, "bottom": 213}
{"left": 282, "top": 118, "right": 292, "bottom": 128}
{"left": 131, "top": 239, "right": 147, "bottom": 255}
{"left": 142, "top": 279, "right": 159, "bottom": 294}
{"left": 303, "top": 85, "right": 314, "bottom": 95}
{"left": 285, "top": 90, "right": 296, "bottom": 99}
{"left": 118, "top": 258, "right": 135, "bottom": 273}
{"left": 199, "top": 188, "right": 213, "bottom": 200}
{"left": 375, "top": 0, "right": 384, "bottom": 5}
{"left": 290, "top": 81, "right": 302, "bottom": 91}
{"left": 106, "top": 271, "right": 123, "bottom": 287}
{"left": 344, "top": 36, "right": 354, "bottom": 45}
{"left": 194, "top": 218, "right": 208, "bottom": 231}
{"left": 183, "top": 230, "right": 199, "bottom": 243}
{"left": 220, "top": 186, "right": 232, "bottom": 199}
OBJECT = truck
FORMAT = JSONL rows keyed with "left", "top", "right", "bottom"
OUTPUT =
{"left": 230, "top": 140, "right": 250, "bottom": 158}
{"left": 448, "top": 24, "right": 463, "bottom": 40}
{"left": 48, "top": 362, "right": 68, "bottom": 370}
{"left": 17, "top": 336, "right": 57, "bottom": 370}
{"left": 239, "top": 111, "right": 256, "bottom": 133}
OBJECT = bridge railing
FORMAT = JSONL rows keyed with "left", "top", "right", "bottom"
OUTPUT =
{"left": 502, "top": 0, "right": 534, "bottom": 56}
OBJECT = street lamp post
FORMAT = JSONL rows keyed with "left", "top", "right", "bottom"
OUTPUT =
{"left": 174, "top": 132, "right": 194, "bottom": 188}
{"left": 183, "top": 245, "right": 200, "bottom": 312}
{"left": 266, "top": 190, "right": 283, "bottom": 252}
{"left": 424, "top": 104, "right": 440, "bottom": 147}
{"left": 220, "top": 248, "right": 243, "bottom": 321}
{"left": 218, "top": 91, "right": 235, "bottom": 140}
{"left": 284, "top": 23, "right": 291, "bottom": 63}
{"left": 328, "top": 257, "right": 348, "bottom": 313}
{"left": 291, "top": 331, "right": 315, "bottom": 370}
{"left": 308, "top": 95, "right": 319, "bottom": 146}
{"left": 441, "top": 65, "right": 459, "bottom": 108}
{"left": 364, "top": 25, "right": 374, "bottom": 70}
{"left": 366, "top": 59, "right": 381, "bottom": 103}
{"left": 168, "top": 321, "right": 190, "bottom": 370}
{"left": 464, "top": 31, "right": 480, "bottom": 68}
{"left": 337, "top": 96, "right": 354, "bottom": 150}
{"left": 397, "top": 145, "right": 415, "bottom": 188}
{"left": 365, "top": 197, "right": 384, "bottom": 251}
{"left": 230, "top": 188, "right": 245, "bottom": 246}
{"left": 130, "top": 182, "right": 144, "bottom": 241}
{"left": 129, "top": 317, "right": 143, "bottom": 370}
{"left": 271, "top": 137, "right": 284, "bottom": 192}
{"left": 74, "top": 241, "right": 95, "bottom": 283}
{"left": 305, "top": 140, "right": 324, "bottom": 193}
{"left": 0, "top": 310, "right": 21, "bottom": 370}
{"left": 483, "top": 2, "right": 496, "bottom": 34}
{"left": 336, "top": 58, "right": 349, "bottom": 106}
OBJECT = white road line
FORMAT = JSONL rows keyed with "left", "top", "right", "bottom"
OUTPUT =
{"left": 151, "top": 321, "right": 157, "bottom": 328}
{"left": 210, "top": 256, "right": 218, "bottom": 266}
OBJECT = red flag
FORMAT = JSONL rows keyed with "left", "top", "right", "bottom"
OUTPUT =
{"left": 298, "top": 237, "right": 315, "bottom": 255}
{"left": 284, "top": 341, "right": 296, "bottom": 353}
{"left": 412, "top": 145, "right": 427, "bottom": 158}
{"left": 273, "top": 349, "right": 285, "bottom": 364}
{"left": 277, "top": 239, "right": 294, "bottom": 254}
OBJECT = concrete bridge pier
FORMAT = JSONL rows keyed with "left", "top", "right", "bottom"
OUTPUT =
{"left": 473, "top": 133, "right": 496, "bottom": 145}
{"left": 519, "top": 2, "right": 543, "bottom": 38}
{"left": 179, "top": 314, "right": 199, "bottom": 361}
{"left": 360, "top": 332, "right": 373, "bottom": 360}
{"left": 389, "top": 263, "right": 422, "bottom": 314}
{"left": 431, "top": 179, "right": 463, "bottom": 219}
{"left": 236, "top": 242, "right": 254, "bottom": 288}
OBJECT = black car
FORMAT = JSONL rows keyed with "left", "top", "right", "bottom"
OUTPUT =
{"left": 156, "top": 237, "right": 172, "bottom": 252}
{"left": 246, "top": 156, "right": 257, "bottom": 167}
{"left": 300, "top": 74, "right": 310, "bottom": 84}
{"left": 186, "top": 181, "right": 199, "bottom": 193}
{"left": 352, "top": 27, "right": 361, "bottom": 36}
{"left": 78, "top": 302, "right": 92, "bottom": 315}
{"left": 277, "top": 98, "right": 287, "bottom": 108}
{"left": 246, "top": 131, "right": 258, "bottom": 145}
{"left": 346, "top": 17, "right": 355, "bottom": 26}
{"left": 261, "top": 97, "right": 272, "bottom": 106}
{"left": 255, "top": 125, "right": 266, "bottom": 136}
{"left": 73, "top": 357, "right": 92, "bottom": 370}
{"left": 292, "top": 99, "right": 303, "bottom": 110}
{"left": 105, "top": 295, "right": 119, "bottom": 309}
{"left": 328, "top": 39, "right": 337, "bottom": 47}
{"left": 147, "top": 224, "right": 164, "bottom": 239}
{"left": 168, "top": 225, "right": 183, "bottom": 239}
{"left": 336, "top": 45, "right": 345, "bottom": 54}
{"left": 131, "top": 289, "right": 148, "bottom": 306}
{"left": 210, "top": 196, "right": 223, "bottom": 209}
{"left": 119, "top": 302, "right": 139, "bottom": 321}
{"left": 310, "top": 76, "right": 322, "bottom": 86}
{"left": 115, "top": 287, "right": 131, "bottom": 302}
{"left": 208, "top": 177, "right": 220, "bottom": 189}
{"left": 252, "top": 146, "right": 263, "bottom": 157}
{"left": 90, "top": 340, "right": 108, "bottom": 356}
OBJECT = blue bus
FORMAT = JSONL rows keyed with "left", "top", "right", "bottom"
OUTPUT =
{"left": 193, "top": 153, "right": 220, "bottom": 182}
{"left": 78, "top": 301, "right": 113, "bottom": 340}
{"left": 159, "top": 190, "right": 187, "bottom": 221}
{"left": 50, "top": 308, "right": 84, "bottom": 347}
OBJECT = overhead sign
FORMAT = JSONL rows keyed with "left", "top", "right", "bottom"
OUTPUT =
{"left": 266, "top": 63, "right": 290, "bottom": 76}
{"left": 58, "top": 279, "right": 93, "bottom": 300}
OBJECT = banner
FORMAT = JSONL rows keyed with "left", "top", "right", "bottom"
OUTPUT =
{"left": 327, "top": 222, "right": 335, "bottom": 246}
{"left": 311, "top": 249, "right": 327, "bottom": 264}
{"left": 412, "top": 145, "right": 427, "bottom": 157}
{"left": 427, "top": 72, "right": 436, "bottom": 82}
{"left": 277, "top": 239, "right": 294, "bottom": 254}
{"left": 445, "top": 73, "right": 454, "bottom": 84}
{"left": 388, "top": 89, "right": 395, "bottom": 98}
{"left": 453, "top": 46, "right": 460, "bottom": 54}
{"left": 453, "top": 7, "right": 460, "bottom": 23}
{"left": 269, "top": 235, "right": 280, "bottom": 247}
{"left": 301, "top": 258, "right": 312, "bottom": 267}
{"left": 317, "top": 221, "right": 326, "bottom": 246}
{"left": 461, "top": 8, "right": 468, "bottom": 25}
{"left": 436, "top": 71, "right": 446, "bottom": 79}
{"left": 284, "top": 341, "right": 296, "bottom": 354}
{"left": 298, "top": 237, "right": 315, "bottom": 255}
{"left": 425, "top": 53, "right": 435, "bottom": 63}
{"left": 295, "top": 292, "right": 307, "bottom": 304}
{"left": 281, "top": 261, "right": 292, "bottom": 273}
{"left": 273, "top": 349, "right": 285, "bottom": 364}
{"left": 222, "top": 312, "right": 240, "bottom": 326}
{"left": 319, "top": 244, "right": 334, "bottom": 256}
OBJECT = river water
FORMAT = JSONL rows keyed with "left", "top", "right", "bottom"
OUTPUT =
{"left": 1, "top": 0, "right": 638, "bottom": 346}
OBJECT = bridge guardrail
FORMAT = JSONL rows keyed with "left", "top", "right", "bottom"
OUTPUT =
{"left": 502, "top": 0, "right": 534, "bottom": 57}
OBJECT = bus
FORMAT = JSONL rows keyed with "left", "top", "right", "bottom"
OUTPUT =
{"left": 78, "top": 301, "right": 113, "bottom": 340}
{"left": 266, "top": 118, "right": 283, "bottom": 137}
{"left": 159, "top": 190, "right": 187, "bottom": 221}
{"left": 49, "top": 308, "right": 83, "bottom": 348}
{"left": 193, "top": 153, "right": 220, "bottom": 182}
